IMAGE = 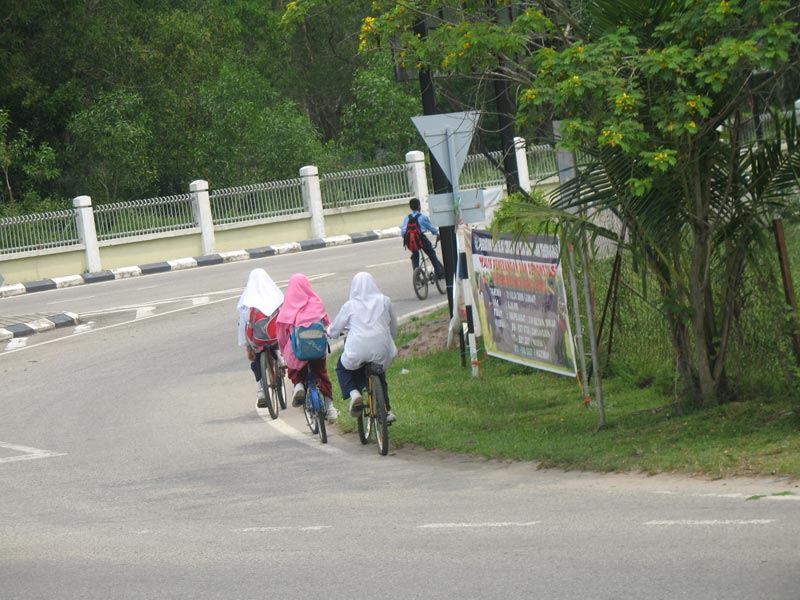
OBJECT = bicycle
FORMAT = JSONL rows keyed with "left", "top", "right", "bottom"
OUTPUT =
{"left": 356, "top": 362, "right": 390, "bottom": 456}
{"left": 258, "top": 346, "right": 287, "bottom": 419}
{"left": 412, "top": 239, "right": 446, "bottom": 300}
{"left": 302, "top": 370, "right": 328, "bottom": 444}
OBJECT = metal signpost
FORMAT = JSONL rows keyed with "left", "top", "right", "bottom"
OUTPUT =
{"left": 412, "top": 111, "right": 484, "bottom": 376}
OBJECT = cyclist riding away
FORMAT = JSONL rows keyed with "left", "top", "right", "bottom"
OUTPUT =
{"left": 237, "top": 268, "right": 284, "bottom": 408}
{"left": 327, "top": 272, "right": 398, "bottom": 423}
{"left": 401, "top": 197, "right": 444, "bottom": 281}
{"left": 275, "top": 273, "right": 339, "bottom": 422}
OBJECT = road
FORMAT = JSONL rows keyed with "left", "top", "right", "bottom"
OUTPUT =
{"left": 1, "top": 239, "right": 798, "bottom": 599}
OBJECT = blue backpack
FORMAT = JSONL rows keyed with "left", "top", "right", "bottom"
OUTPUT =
{"left": 291, "top": 320, "right": 328, "bottom": 360}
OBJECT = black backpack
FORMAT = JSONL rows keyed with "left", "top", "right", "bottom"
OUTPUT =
{"left": 403, "top": 213, "right": 424, "bottom": 252}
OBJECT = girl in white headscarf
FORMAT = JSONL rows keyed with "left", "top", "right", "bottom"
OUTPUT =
{"left": 327, "top": 272, "right": 398, "bottom": 422}
{"left": 237, "top": 268, "right": 284, "bottom": 406}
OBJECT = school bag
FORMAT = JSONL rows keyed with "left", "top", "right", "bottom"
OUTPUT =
{"left": 291, "top": 319, "right": 328, "bottom": 360}
{"left": 403, "top": 213, "right": 424, "bottom": 252}
{"left": 247, "top": 307, "right": 279, "bottom": 347}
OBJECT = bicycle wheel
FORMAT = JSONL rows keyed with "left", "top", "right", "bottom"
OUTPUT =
{"left": 260, "top": 352, "right": 279, "bottom": 420}
{"left": 357, "top": 392, "right": 371, "bottom": 444}
{"left": 317, "top": 409, "right": 328, "bottom": 444}
{"left": 371, "top": 374, "right": 389, "bottom": 456}
{"left": 274, "top": 358, "right": 287, "bottom": 410}
{"left": 435, "top": 270, "right": 446, "bottom": 295}
{"left": 304, "top": 392, "right": 319, "bottom": 434}
{"left": 413, "top": 266, "right": 429, "bottom": 300}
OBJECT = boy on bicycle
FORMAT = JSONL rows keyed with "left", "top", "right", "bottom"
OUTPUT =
{"left": 401, "top": 197, "right": 444, "bottom": 280}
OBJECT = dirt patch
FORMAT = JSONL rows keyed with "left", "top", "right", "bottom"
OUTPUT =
{"left": 396, "top": 315, "right": 451, "bottom": 359}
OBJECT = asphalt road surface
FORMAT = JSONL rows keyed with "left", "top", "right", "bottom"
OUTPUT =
{"left": 1, "top": 239, "right": 798, "bottom": 599}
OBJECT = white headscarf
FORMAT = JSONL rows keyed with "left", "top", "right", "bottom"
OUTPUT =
{"left": 238, "top": 268, "right": 283, "bottom": 315}
{"left": 348, "top": 271, "right": 384, "bottom": 324}
{"left": 237, "top": 269, "right": 284, "bottom": 346}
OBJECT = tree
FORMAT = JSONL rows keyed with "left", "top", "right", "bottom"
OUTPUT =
{"left": 66, "top": 91, "right": 158, "bottom": 203}
{"left": 359, "top": 0, "right": 800, "bottom": 408}
{"left": 0, "top": 109, "right": 60, "bottom": 215}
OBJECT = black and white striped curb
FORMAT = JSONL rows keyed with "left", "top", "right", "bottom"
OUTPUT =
{"left": 0, "top": 312, "right": 80, "bottom": 341}
{"left": 0, "top": 228, "right": 400, "bottom": 300}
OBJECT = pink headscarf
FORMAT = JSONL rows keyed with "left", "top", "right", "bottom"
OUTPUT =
{"left": 275, "top": 274, "right": 329, "bottom": 369}
{"left": 276, "top": 273, "right": 329, "bottom": 328}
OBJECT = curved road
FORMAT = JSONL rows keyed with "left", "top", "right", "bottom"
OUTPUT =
{"left": 1, "top": 239, "right": 798, "bottom": 599}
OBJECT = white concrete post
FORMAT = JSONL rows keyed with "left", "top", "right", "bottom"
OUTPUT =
{"left": 406, "top": 150, "right": 430, "bottom": 214}
{"left": 190, "top": 179, "right": 216, "bottom": 255}
{"left": 300, "top": 165, "right": 325, "bottom": 239}
{"left": 73, "top": 195, "right": 102, "bottom": 273}
{"left": 514, "top": 136, "right": 531, "bottom": 193}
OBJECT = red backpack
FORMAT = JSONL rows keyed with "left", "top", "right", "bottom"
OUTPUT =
{"left": 403, "top": 213, "right": 423, "bottom": 252}
{"left": 246, "top": 306, "right": 279, "bottom": 348}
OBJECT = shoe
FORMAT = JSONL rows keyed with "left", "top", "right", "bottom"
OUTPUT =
{"left": 386, "top": 410, "right": 397, "bottom": 423}
{"left": 326, "top": 406, "right": 340, "bottom": 422}
{"left": 349, "top": 390, "right": 364, "bottom": 417}
{"left": 292, "top": 383, "right": 305, "bottom": 407}
{"left": 256, "top": 382, "right": 268, "bottom": 408}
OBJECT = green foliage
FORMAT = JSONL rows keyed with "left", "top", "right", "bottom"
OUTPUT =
{"left": 0, "top": 108, "right": 62, "bottom": 215}
{"left": 361, "top": 0, "right": 800, "bottom": 409}
{"left": 331, "top": 311, "right": 800, "bottom": 477}
{"left": 339, "top": 56, "right": 421, "bottom": 165}
{"left": 66, "top": 91, "right": 158, "bottom": 203}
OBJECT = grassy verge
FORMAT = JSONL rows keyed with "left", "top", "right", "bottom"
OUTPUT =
{"left": 331, "top": 308, "right": 800, "bottom": 479}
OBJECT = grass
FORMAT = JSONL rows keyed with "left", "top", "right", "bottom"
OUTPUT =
{"left": 330, "top": 308, "right": 800, "bottom": 479}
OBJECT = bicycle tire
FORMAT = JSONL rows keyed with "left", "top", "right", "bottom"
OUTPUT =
{"left": 357, "top": 396, "right": 371, "bottom": 444}
{"left": 435, "top": 271, "right": 446, "bottom": 295}
{"left": 413, "top": 266, "right": 428, "bottom": 300}
{"left": 260, "top": 352, "right": 279, "bottom": 420}
{"left": 304, "top": 392, "right": 319, "bottom": 434}
{"left": 317, "top": 410, "right": 328, "bottom": 444}
{"left": 274, "top": 359, "right": 287, "bottom": 410}
{"left": 371, "top": 374, "right": 389, "bottom": 456}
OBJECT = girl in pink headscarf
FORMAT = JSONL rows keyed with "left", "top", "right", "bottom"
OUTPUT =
{"left": 275, "top": 274, "right": 339, "bottom": 421}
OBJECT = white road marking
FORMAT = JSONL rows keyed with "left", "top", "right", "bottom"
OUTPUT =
{"left": 5, "top": 338, "right": 28, "bottom": 350}
{"left": 654, "top": 491, "right": 747, "bottom": 498}
{"left": 645, "top": 519, "right": 776, "bottom": 526}
{"left": 654, "top": 491, "right": 800, "bottom": 501}
{"left": 135, "top": 307, "right": 156, "bottom": 319}
{"left": 1, "top": 274, "right": 336, "bottom": 357}
{"left": 74, "top": 322, "right": 95, "bottom": 333}
{"left": 48, "top": 294, "right": 97, "bottom": 304}
{"left": 191, "top": 296, "right": 210, "bottom": 305}
{"left": 418, "top": 521, "right": 541, "bottom": 529}
{"left": 366, "top": 259, "right": 408, "bottom": 268}
{"left": 235, "top": 526, "right": 333, "bottom": 533}
{"left": 258, "top": 409, "right": 344, "bottom": 455}
{"left": 0, "top": 441, "right": 66, "bottom": 464}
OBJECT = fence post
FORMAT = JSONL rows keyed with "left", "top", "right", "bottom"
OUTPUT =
{"left": 73, "top": 195, "right": 102, "bottom": 273}
{"left": 406, "top": 150, "right": 429, "bottom": 213}
{"left": 190, "top": 179, "right": 216, "bottom": 255}
{"left": 300, "top": 165, "right": 325, "bottom": 239}
{"left": 514, "top": 137, "right": 531, "bottom": 193}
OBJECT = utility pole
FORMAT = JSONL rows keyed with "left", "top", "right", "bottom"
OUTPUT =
{"left": 412, "top": 18, "right": 465, "bottom": 364}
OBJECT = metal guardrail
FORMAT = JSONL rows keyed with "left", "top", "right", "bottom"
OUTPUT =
{"left": 211, "top": 179, "right": 304, "bottom": 224}
{"left": 1, "top": 145, "right": 571, "bottom": 255}
{"left": 0, "top": 209, "right": 80, "bottom": 254}
{"left": 94, "top": 193, "right": 195, "bottom": 241}
{"left": 320, "top": 164, "right": 409, "bottom": 209}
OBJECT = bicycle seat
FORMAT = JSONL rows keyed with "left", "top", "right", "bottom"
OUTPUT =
{"left": 365, "top": 362, "right": 384, "bottom": 375}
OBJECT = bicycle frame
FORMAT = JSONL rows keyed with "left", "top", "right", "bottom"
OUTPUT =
{"left": 303, "top": 370, "right": 328, "bottom": 444}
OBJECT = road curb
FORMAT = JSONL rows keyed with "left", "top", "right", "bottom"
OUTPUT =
{"left": 0, "top": 227, "right": 401, "bottom": 299}
{"left": 0, "top": 312, "right": 80, "bottom": 340}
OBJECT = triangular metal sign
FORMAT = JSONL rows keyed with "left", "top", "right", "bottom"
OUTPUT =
{"left": 412, "top": 111, "right": 480, "bottom": 186}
